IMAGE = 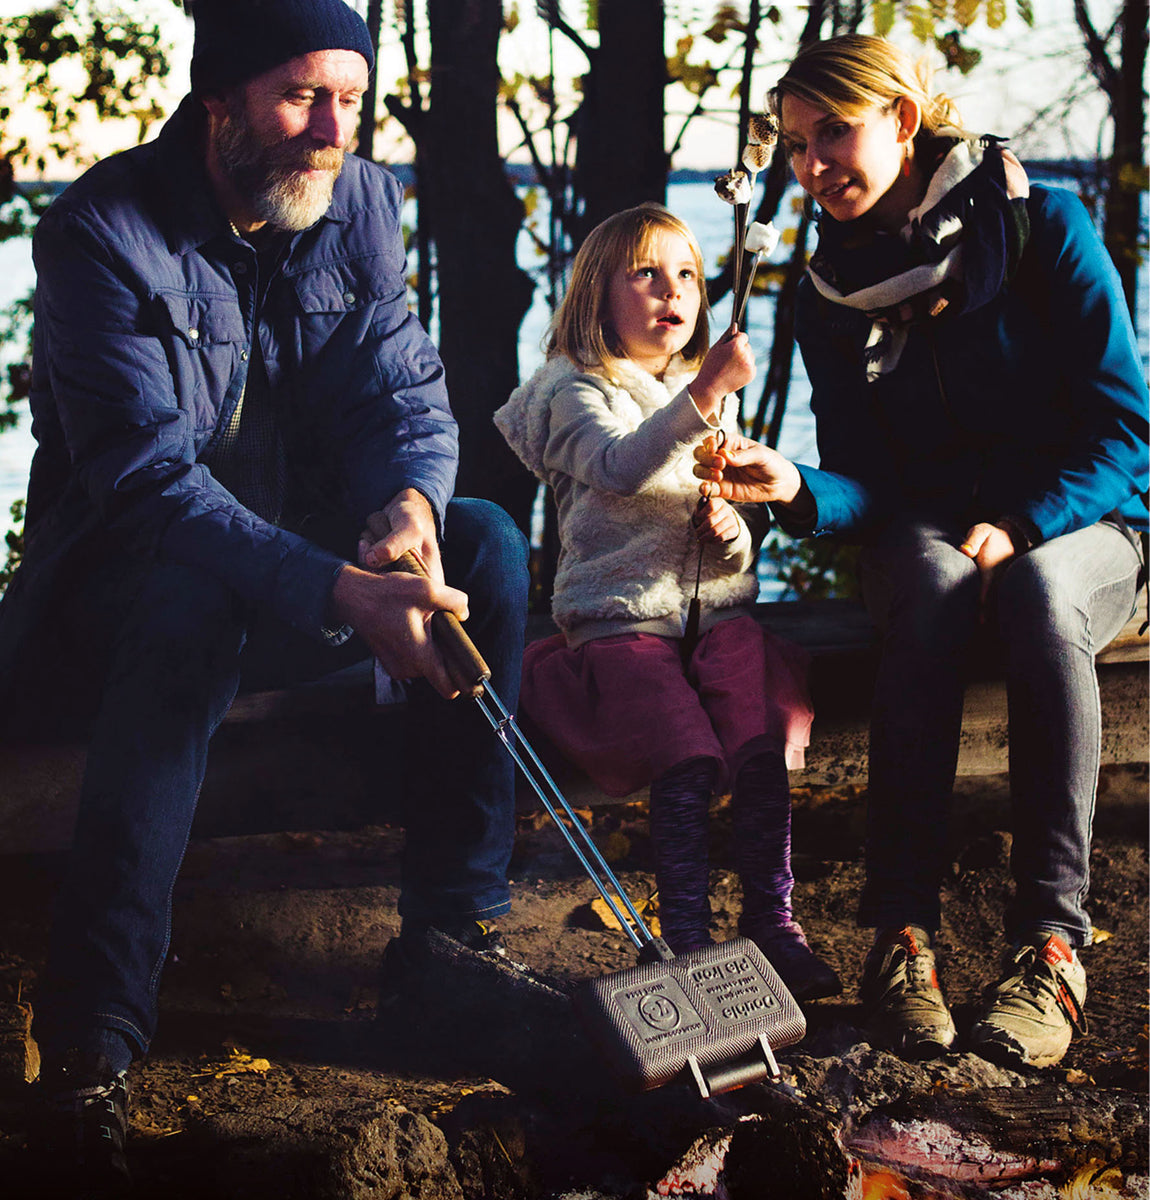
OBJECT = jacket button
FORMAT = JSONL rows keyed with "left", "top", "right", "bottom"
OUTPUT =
{"left": 188, "top": 328, "right": 199, "bottom": 341}
{"left": 342, "top": 291, "right": 356, "bottom": 305}
{"left": 234, "top": 262, "right": 248, "bottom": 275}
{"left": 241, "top": 350, "right": 249, "bottom": 361}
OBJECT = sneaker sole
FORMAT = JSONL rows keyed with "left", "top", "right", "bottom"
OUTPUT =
{"left": 868, "top": 1018, "right": 957, "bottom": 1059}
{"left": 969, "top": 1026, "right": 1070, "bottom": 1070}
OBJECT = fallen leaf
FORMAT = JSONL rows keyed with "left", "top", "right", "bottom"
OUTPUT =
{"left": 191, "top": 1051, "right": 272, "bottom": 1080}
{"left": 602, "top": 831, "right": 631, "bottom": 862}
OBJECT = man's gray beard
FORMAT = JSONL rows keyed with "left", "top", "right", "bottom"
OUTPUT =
{"left": 214, "top": 108, "right": 343, "bottom": 232}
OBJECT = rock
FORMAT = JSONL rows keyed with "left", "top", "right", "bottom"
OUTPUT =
{"left": 192, "top": 1097, "right": 464, "bottom": 1199}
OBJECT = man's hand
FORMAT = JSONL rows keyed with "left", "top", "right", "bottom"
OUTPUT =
{"left": 329, "top": 564, "right": 469, "bottom": 699}
{"left": 359, "top": 488, "right": 443, "bottom": 583}
{"left": 336, "top": 489, "right": 468, "bottom": 698}
{"left": 693, "top": 432, "right": 805, "bottom": 507}
{"left": 692, "top": 495, "right": 741, "bottom": 544}
{"left": 959, "top": 522, "right": 1017, "bottom": 609}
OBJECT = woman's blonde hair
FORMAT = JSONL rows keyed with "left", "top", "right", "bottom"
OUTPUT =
{"left": 546, "top": 202, "right": 710, "bottom": 376}
{"left": 769, "top": 34, "right": 966, "bottom": 145}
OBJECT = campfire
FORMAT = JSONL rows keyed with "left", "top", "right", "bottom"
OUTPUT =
{"left": 644, "top": 1065, "right": 1147, "bottom": 1200}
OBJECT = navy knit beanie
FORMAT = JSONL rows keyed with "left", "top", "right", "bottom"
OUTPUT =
{"left": 190, "top": 0, "right": 375, "bottom": 95}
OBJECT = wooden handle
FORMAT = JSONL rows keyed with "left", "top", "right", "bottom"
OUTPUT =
{"left": 384, "top": 549, "right": 490, "bottom": 698}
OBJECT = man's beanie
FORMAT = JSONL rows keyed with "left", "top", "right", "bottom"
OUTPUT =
{"left": 189, "top": 0, "right": 375, "bottom": 95}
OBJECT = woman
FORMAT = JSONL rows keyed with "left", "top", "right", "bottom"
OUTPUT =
{"left": 695, "top": 34, "right": 1147, "bottom": 1068}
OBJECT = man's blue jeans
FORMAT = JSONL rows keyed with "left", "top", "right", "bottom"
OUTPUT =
{"left": 857, "top": 518, "right": 1141, "bottom": 948}
{"left": 35, "top": 498, "right": 528, "bottom": 1061}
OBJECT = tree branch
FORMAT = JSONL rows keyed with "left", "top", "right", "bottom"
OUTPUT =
{"left": 1072, "top": 0, "right": 1121, "bottom": 101}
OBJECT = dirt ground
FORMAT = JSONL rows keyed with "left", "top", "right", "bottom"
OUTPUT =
{"left": 0, "top": 763, "right": 1146, "bottom": 1198}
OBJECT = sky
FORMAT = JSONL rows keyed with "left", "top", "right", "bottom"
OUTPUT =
{"left": 0, "top": 0, "right": 1136, "bottom": 176}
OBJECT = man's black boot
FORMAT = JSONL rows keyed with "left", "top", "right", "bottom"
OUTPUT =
{"left": 31, "top": 1050, "right": 133, "bottom": 1198}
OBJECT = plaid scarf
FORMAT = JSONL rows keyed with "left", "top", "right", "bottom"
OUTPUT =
{"left": 807, "top": 134, "right": 1031, "bottom": 382}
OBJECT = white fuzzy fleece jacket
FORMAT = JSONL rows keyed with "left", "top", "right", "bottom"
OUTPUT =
{"left": 494, "top": 355, "right": 768, "bottom": 647}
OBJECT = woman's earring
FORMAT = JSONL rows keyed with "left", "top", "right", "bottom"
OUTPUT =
{"left": 901, "top": 149, "right": 912, "bottom": 178}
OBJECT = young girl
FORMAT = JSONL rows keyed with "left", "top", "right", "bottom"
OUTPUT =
{"left": 494, "top": 202, "right": 840, "bottom": 1002}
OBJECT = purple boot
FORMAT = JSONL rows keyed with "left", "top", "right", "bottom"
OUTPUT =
{"left": 734, "top": 752, "right": 842, "bottom": 1001}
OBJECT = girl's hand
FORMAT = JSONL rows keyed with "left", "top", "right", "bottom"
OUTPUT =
{"left": 960, "top": 522, "right": 1017, "bottom": 609}
{"left": 694, "top": 432, "right": 804, "bottom": 506}
{"left": 688, "top": 330, "right": 756, "bottom": 420}
{"left": 692, "top": 495, "right": 741, "bottom": 544}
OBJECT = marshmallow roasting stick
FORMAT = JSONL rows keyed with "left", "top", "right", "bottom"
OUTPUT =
{"left": 734, "top": 220, "right": 781, "bottom": 329}
{"left": 372, "top": 540, "right": 654, "bottom": 951}
{"left": 376, "top": 541, "right": 808, "bottom": 1099}
{"left": 714, "top": 112, "right": 779, "bottom": 332}
{"left": 713, "top": 166, "right": 753, "bottom": 323}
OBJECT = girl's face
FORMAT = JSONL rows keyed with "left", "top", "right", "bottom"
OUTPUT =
{"left": 605, "top": 229, "right": 702, "bottom": 376}
{"left": 780, "top": 93, "right": 921, "bottom": 230}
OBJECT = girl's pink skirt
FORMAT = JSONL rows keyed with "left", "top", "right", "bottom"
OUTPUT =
{"left": 520, "top": 615, "right": 813, "bottom": 798}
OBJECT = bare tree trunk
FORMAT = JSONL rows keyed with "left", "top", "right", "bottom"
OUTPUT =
{"left": 418, "top": 0, "right": 537, "bottom": 530}
{"left": 1073, "top": 0, "right": 1147, "bottom": 315}
{"left": 355, "top": 0, "right": 384, "bottom": 162}
{"left": 1106, "top": 0, "right": 1146, "bottom": 314}
{"left": 745, "top": 0, "right": 830, "bottom": 444}
{"left": 573, "top": 0, "right": 666, "bottom": 239}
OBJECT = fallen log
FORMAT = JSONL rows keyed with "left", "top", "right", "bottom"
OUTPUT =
{"left": 0, "top": 600, "right": 1144, "bottom": 852}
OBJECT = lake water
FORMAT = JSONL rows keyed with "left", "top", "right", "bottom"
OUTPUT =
{"left": 1, "top": 175, "right": 1146, "bottom": 595}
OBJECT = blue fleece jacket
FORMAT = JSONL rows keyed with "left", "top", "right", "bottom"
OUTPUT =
{"left": 783, "top": 186, "right": 1148, "bottom": 543}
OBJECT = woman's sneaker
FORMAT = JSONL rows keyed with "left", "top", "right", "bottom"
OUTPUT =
{"left": 744, "top": 919, "right": 843, "bottom": 1002}
{"left": 860, "top": 925, "right": 957, "bottom": 1058}
{"left": 969, "top": 933, "right": 1087, "bottom": 1069}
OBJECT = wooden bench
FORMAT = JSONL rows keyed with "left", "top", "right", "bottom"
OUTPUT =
{"left": 1, "top": 599, "right": 1145, "bottom": 854}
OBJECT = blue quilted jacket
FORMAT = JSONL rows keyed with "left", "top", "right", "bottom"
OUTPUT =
{"left": 787, "top": 186, "right": 1149, "bottom": 542}
{"left": 15, "top": 95, "right": 457, "bottom": 638}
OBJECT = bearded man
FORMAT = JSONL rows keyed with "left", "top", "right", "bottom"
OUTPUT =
{"left": 0, "top": 1, "right": 530, "bottom": 1190}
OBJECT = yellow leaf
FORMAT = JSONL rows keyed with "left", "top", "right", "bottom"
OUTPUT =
{"left": 602, "top": 831, "right": 631, "bottom": 862}
{"left": 1092, "top": 928, "right": 1113, "bottom": 943}
{"left": 590, "top": 895, "right": 625, "bottom": 931}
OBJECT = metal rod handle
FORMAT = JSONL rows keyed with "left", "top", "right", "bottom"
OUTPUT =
{"left": 378, "top": 543, "right": 655, "bottom": 948}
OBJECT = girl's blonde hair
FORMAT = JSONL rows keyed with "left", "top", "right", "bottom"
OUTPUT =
{"left": 546, "top": 202, "right": 710, "bottom": 376}
{"left": 769, "top": 34, "right": 966, "bottom": 145}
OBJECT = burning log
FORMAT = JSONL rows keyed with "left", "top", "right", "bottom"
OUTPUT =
{"left": 648, "top": 1091, "right": 863, "bottom": 1200}
{"left": 644, "top": 1079, "right": 1148, "bottom": 1200}
{"left": 846, "top": 1083, "right": 1149, "bottom": 1183}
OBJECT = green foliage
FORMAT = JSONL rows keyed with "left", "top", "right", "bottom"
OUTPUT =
{"left": 760, "top": 533, "right": 861, "bottom": 602}
{"left": 0, "top": 281, "right": 35, "bottom": 434}
{"left": 0, "top": 1, "right": 180, "bottom": 565}
{"left": 0, "top": 499, "right": 24, "bottom": 595}
{"left": 1, "top": 1, "right": 176, "bottom": 176}
{"left": 873, "top": 0, "right": 1034, "bottom": 41}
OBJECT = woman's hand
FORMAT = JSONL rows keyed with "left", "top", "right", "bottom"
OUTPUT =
{"left": 694, "top": 432, "right": 804, "bottom": 506}
{"left": 692, "top": 495, "right": 741, "bottom": 544}
{"left": 960, "top": 522, "right": 1017, "bottom": 608}
{"left": 688, "top": 331, "right": 756, "bottom": 420}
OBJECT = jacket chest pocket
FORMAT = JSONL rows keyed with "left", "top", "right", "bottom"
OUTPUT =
{"left": 152, "top": 291, "right": 247, "bottom": 436}
{"left": 284, "top": 258, "right": 391, "bottom": 363}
